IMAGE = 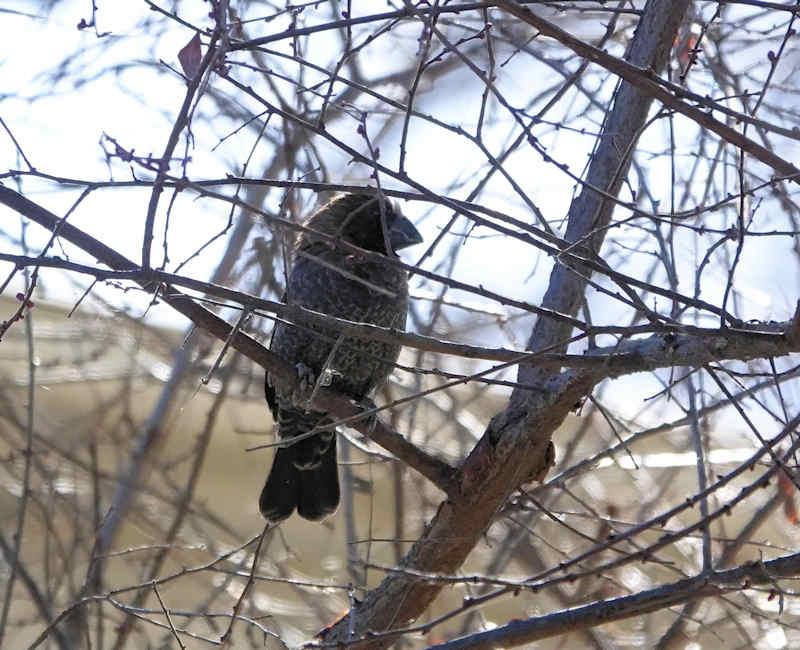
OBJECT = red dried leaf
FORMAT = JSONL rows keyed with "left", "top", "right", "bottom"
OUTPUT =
{"left": 178, "top": 33, "right": 202, "bottom": 79}
{"left": 673, "top": 24, "right": 700, "bottom": 69}
{"left": 778, "top": 468, "right": 798, "bottom": 525}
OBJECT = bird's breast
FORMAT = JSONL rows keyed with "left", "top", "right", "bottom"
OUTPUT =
{"left": 274, "top": 254, "right": 408, "bottom": 400}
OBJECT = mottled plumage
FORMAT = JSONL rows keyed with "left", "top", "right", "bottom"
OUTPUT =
{"left": 260, "top": 193, "right": 422, "bottom": 522}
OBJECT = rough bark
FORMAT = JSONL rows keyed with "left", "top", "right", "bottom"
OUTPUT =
{"left": 320, "top": 1, "right": 692, "bottom": 646}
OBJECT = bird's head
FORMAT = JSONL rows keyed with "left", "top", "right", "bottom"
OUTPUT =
{"left": 300, "top": 193, "right": 423, "bottom": 256}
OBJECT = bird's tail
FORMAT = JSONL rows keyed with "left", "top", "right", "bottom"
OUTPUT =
{"left": 259, "top": 411, "right": 340, "bottom": 522}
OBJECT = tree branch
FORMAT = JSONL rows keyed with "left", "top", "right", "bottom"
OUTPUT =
{"left": 320, "top": 2, "right": 693, "bottom": 645}
{"left": 0, "top": 185, "right": 456, "bottom": 496}
{"left": 430, "top": 550, "right": 800, "bottom": 649}
{"left": 497, "top": 0, "right": 800, "bottom": 184}
{"left": 4, "top": 252, "right": 797, "bottom": 376}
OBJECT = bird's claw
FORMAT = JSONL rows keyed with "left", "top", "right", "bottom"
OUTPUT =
{"left": 296, "top": 362, "right": 315, "bottom": 392}
{"left": 290, "top": 363, "right": 341, "bottom": 410}
{"left": 356, "top": 397, "right": 379, "bottom": 433}
{"left": 291, "top": 362, "right": 316, "bottom": 409}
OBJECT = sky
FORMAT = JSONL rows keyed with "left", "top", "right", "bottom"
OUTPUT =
{"left": 1, "top": 1, "right": 579, "bottom": 327}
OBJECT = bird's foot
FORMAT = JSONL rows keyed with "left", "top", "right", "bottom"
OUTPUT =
{"left": 291, "top": 362, "right": 316, "bottom": 409}
{"left": 296, "top": 362, "right": 315, "bottom": 391}
{"left": 291, "top": 363, "right": 340, "bottom": 409}
{"left": 355, "top": 396, "right": 379, "bottom": 433}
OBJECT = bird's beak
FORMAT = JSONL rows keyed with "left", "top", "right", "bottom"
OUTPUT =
{"left": 389, "top": 216, "right": 423, "bottom": 251}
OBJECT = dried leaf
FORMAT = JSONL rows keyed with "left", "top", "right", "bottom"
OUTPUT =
{"left": 178, "top": 33, "right": 202, "bottom": 79}
{"left": 778, "top": 468, "right": 798, "bottom": 525}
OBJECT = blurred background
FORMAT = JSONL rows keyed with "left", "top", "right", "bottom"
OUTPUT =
{"left": 2, "top": 1, "right": 800, "bottom": 648}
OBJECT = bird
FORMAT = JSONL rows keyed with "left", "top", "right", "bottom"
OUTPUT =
{"left": 260, "top": 193, "right": 423, "bottom": 522}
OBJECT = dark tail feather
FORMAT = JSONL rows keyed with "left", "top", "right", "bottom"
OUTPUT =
{"left": 260, "top": 409, "right": 340, "bottom": 522}
{"left": 259, "top": 446, "right": 300, "bottom": 522}
{"left": 297, "top": 437, "right": 340, "bottom": 521}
